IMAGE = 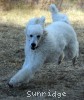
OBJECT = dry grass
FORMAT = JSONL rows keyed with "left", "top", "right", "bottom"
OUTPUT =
{"left": 0, "top": 7, "right": 84, "bottom": 26}
{"left": 0, "top": 8, "right": 51, "bottom": 26}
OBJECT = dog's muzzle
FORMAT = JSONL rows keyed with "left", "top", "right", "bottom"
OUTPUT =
{"left": 31, "top": 43, "right": 38, "bottom": 50}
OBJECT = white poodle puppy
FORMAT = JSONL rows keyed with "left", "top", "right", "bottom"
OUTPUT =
{"left": 49, "top": 4, "right": 70, "bottom": 24}
{"left": 8, "top": 16, "right": 79, "bottom": 88}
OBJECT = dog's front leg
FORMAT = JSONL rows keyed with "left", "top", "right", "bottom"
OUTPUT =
{"left": 8, "top": 53, "right": 46, "bottom": 88}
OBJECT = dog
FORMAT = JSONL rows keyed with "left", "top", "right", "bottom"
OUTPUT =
{"left": 8, "top": 16, "right": 79, "bottom": 88}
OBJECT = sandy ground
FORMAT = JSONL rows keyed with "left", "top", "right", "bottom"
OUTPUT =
{"left": 0, "top": 22, "right": 84, "bottom": 100}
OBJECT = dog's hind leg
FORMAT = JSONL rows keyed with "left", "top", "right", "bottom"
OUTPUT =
{"left": 58, "top": 52, "right": 65, "bottom": 65}
{"left": 72, "top": 56, "right": 77, "bottom": 65}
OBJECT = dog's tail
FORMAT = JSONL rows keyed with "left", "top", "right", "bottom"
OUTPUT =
{"left": 49, "top": 4, "right": 59, "bottom": 14}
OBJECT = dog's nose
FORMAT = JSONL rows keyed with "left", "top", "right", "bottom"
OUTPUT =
{"left": 31, "top": 43, "right": 36, "bottom": 47}
{"left": 7, "top": 82, "right": 13, "bottom": 88}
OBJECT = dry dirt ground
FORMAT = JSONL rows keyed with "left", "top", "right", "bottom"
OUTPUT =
{"left": 0, "top": 22, "right": 84, "bottom": 100}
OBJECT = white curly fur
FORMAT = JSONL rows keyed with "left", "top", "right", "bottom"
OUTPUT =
{"left": 8, "top": 16, "right": 79, "bottom": 87}
{"left": 49, "top": 4, "right": 70, "bottom": 24}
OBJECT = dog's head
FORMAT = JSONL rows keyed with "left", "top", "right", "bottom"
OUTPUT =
{"left": 25, "top": 16, "right": 47, "bottom": 50}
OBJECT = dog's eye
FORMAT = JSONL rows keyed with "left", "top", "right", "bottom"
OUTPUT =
{"left": 37, "top": 35, "right": 40, "bottom": 38}
{"left": 30, "top": 35, "right": 33, "bottom": 37}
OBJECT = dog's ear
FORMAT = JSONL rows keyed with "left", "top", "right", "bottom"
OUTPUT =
{"left": 40, "top": 16, "right": 46, "bottom": 27}
{"left": 35, "top": 18, "right": 40, "bottom": 24}
{"left": 40, "top": 30, "right": 48, "bottom": 42}
{"left": 43, "top": 30, "right": 48, "bottom": 36}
